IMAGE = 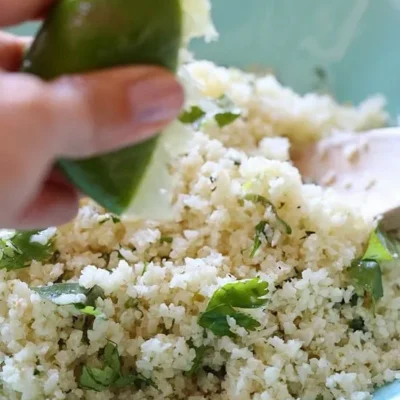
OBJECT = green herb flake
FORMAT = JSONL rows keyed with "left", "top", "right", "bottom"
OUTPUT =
{"left": 111, "top": 215, "right": 121, "bottom": 224}
{"left": 79, "top": 366, "right": 113, "bottom": 392}
{"left": 349, "top": 317, "right": 365, "bottom": 332}
{"left": 250, "top": 221, "right": 268, "bottom": 258}
{"left": 179, "top": 106, "right": 206, "bottom": 125}
{"left": 75, "top": 305, "right": 104, "bottom": 318}
{"left": 0, "top": 230, "right": 55, "bottom": 271}
{"left": 214, "top": 112, "right": 240, "bottom": 128}
{"left": 243, "top": 194, "right": 292, "bottom": 235}
{"left": 33, "top": 283, "right": 86, "bottom": 301}
{"left": 348, "top": 260, "right": 383, "bottom": 305}
{"left": 348, "top": 228, "right": 400, "bottom": 307}
{"left": 198, "top": 278, "right": 268, "bottom": 337}
{"left": 85, "top": 285, "right": 106, "bottom": 307}
{"left": 350, "top": 294, "right": 359, "bottom": 307}
{"left": 99, "top": 215, "right": 121, "bottom": 225}
{"left": 125, "top": 297, "right": 139, "bottom": 309}
{"left": 79, "top": 342, "right": 155, "bottom": 392}
{"left": 186, "top": 345, "right": 207, "bottom": 377}
{"left": 160, "top": 236, "right": 173, "bottom": 244}
{"left": 114, "top": 373, "right": 155, "bottom": 389}
{"left": 33, "top": 283, "right": 105, "bottom": 317}
{"left": 315, "top": 395, "right": 324, "bottom": 400}
{"left": 214, "top": 95, "right": 241, "bottom": 128}
{"left": 141, "top": 262, "right": 149, "bottom": 276}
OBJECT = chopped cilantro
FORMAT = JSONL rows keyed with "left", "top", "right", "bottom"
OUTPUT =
{"left": 179, "top": 96, "right": 241, "bottom": 130}
{"left": 349, "top": 317, "right": 365, "bottom": 332}
{"left": 215, "top": 112, "right": 240, "bottom": 128}
{"left": 111, "top": 215, "right": 121, "bottom": 224}
{"left": 198, "top": 278, "right": 268, "bottom": 337}
{"left": 179, "top": 106, "right": 206, "bottom": 125}
{"left": 160, "top": 236, "right": 173, "bottom": 244}
{"left": 186, "top": 344, "right": 207, "bottom": 377}
{"left": 214, "top": 95, "right": 241, "bottom": 128}
{"left": 315, "top": 395, "right": 324, "bottom": 400}
{"left": 348, "top": 260, "right": 383, "bottom": 305}
{"left": 350, "top": 294, "right": 359, "bottom": 307}
{"left": 75, "top": 305, "right": 103, "bottom": 318}
{"left": 33, "top": 283, "right": 86, "bottom": 301}
{"left": 99, "top": 215, "right": 121, "bottom": 225}
{"left": 32, "top": 283, "right": 105, "bottom": 318}
{"left": 125, "top": 298, "right": 139, "bottom": 309}
{"left": 141, "top": 262, "right": 149, "bottom": 276}
{"left": 250, "top": 221, "right": 268, "bottom": 258}
{"left": 0, "top": 230, "right": 55, "bottom": 270}
{"left": 348, "top": 228, "right": 398, "bottom": 307}
{"left": 85, "top": 286, "right": 106, "bottom": 307}
{"left": 243, "top": 194, "right": 292, "bottom": 235}
{"left": 79, "top": 342, "right": 154, "bottom": 392}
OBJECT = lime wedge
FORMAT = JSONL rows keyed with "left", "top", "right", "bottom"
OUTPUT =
{"left": 21, "top": 0, "right": 183, "bottom": 217}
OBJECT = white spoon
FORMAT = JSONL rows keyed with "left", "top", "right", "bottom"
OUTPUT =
{"left": 291, "top": 128, "right": 400, "bottom": 231}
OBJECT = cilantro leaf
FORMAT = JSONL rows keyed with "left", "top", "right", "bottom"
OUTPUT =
{"left": 349, "top": 317, "right": 365, "bottom": 332}
{"left": 208, "top": 278, "right": 269, "bottom": 309}
{"left": 160, "top": 236, "right": 173, "bottom": 244}
{"left": 250, "top": 221, "right": 268, "bottom": 258}
{"left": 214, "top": 112, "right": 240, "bottom": 128}
{"left": 33, "top": 283, "right": 105, "bottom": 317}
{"left": 33, "top": 283, "right": 86, "bottom": 301}
{"left": 199, "top": 304, "right": 261, "bottom": 337}
{"left": 348, "top": 228, "right": 399, "bottom": 307}
{"left": 0, "top": 230, "right": 55, "bottom": 271}
{"left": 179, "top": 96, "right": 241, "bottom": 130}
{"left": 79, "top": 366, "right": 113, "bottom": 391}
{"left": 85, "top": 286, "right": 106, "bottom": 307}
{"left": 179, "top": 106, "right": 206, "bottom": 125}
{"left": 75, "top": 305, "right": 104, "bottom": 318}
{"left": 125, "top": 298, "right": 139, "bottom": 309}
{"left": 79, "top": 342, "right": 154, "bottom": 392}
{"left": 103, "top": 341, "right": 121, "bottom": 375}
{"left": 187, "top": 345, "right": 207, "bottom": 377}
{"left": 99, "top": 214, "right": 120, "bottom": 225}
{"left": 348, "top": 260, "right": 383, "bottom": 304}
{"left": 243, "top": 194, "right": 292, "bottom": 235}
{"left": 198, "top": 278, "right": 268, "bottom": 337}
{"left": 141, "top": 262, "right": 149, "bottom": 276}
{"left": 114, "top": 373, "right": 156, "bottom": 390}
{"left": 214, "top": 95, "right": 241, "bottom": 128}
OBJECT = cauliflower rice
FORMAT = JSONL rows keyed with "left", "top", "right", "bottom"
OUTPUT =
{"left": 0, "top": 1, "right": 399, "bottom": 400}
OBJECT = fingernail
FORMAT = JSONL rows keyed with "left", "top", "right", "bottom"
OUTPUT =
{"left": 129, "top": 74, "right": 184, "bottom": 125}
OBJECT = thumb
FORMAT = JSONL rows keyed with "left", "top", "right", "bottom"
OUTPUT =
{"left": 47, "top": 65, "right": 185, "bottom": 158}
{"left": 0, "top": 65, "right": 184, "bottom": 160}
{"left": 0, "top": 66, "right": 183, "bottom": 225}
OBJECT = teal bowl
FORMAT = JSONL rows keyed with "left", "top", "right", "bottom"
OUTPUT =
{"left": 191, "top": 0, "right": 400, "bottom": 121}
{"left": 191, "top": 1, "right": 400, "bottom": 398}
{"left": 6, "top": 1, "right": 400, "bottom": 398}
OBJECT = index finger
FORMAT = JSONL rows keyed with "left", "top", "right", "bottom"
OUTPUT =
{"left": 0, "top": 0, "right": 54, "bottom": 27}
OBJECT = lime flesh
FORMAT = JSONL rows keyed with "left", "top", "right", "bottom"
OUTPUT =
{"left": 22, "top": 0, "right": 182, "bottom": 216}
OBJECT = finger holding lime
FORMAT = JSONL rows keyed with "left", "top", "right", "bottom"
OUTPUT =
{"left": 22, "top": 0, "right": 188, "bottom": 219}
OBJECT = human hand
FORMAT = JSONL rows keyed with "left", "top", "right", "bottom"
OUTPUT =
{"left": 0, "top": 0, "right": 184, "bottom": 230}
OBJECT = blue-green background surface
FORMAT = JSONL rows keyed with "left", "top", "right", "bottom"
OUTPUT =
{"left": 5, "top": 1, "right": 400, "bottom": 398}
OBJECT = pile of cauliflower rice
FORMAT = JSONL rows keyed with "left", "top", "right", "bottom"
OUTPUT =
{"left": 1, "top": 2, "right": 399, "bottom": 400}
